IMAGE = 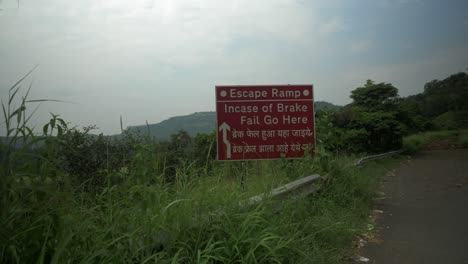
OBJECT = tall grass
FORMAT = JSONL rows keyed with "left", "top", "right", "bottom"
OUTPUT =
{"left": 458, "top": 132, "right": 468, "bottom": 148}
{"left": 1, "top": 152, "right": 397, "bottom": 263}
{"left": 403, "top": 129, "right": 468, "bottom": 153}
{"left": 1, "top": 75, "right": 399, "bottom": 263}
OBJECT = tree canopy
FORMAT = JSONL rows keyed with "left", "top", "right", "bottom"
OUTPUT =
{"left": 350, "top": 80, "right": 400, "bottom": 111}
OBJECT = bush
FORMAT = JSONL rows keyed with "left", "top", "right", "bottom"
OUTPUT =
{"left": 433, "top": 111, "right": 458, "bottom": 130}
{"left": 402, "top": 130, "right": 465, "bottom": 153}
{"left": 459, "top": 132, "right": 468, "bottom": 148}
{"left": 402, "top": 134, "right": 425, "bottom": 153}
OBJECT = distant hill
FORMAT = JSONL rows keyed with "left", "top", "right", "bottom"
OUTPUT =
{"left": 126, "top": 101, "right": 340, "bottom": 140}
{"left": 127, "top": 112, "right": 216, "bottom": 140}
{"left": 314, "top": 101, "right": 341, "bottom": 111}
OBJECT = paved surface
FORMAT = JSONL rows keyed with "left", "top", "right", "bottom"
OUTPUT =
{"left": 363, "top": 149, "right": 468, "bottom": 264}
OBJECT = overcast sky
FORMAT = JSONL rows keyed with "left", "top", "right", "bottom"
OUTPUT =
{"left": 1, "top": 0, "right": 467, "bottom": 135}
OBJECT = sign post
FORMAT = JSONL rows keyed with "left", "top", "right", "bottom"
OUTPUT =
{"left": 216, "top": 85, "right": 315, "bottom": 161}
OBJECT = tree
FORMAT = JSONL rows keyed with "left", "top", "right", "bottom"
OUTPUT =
{"left": 350, "top": 80, "right": 400, "bottom": 111}
{"left": 421, "top": 72, "right": 468, "bottom": 117}
{"left": 332, "top": 80, "right": 405, "bottom": 152}
{"left": 396, "top": 71, "right": 468, "bottom": 130}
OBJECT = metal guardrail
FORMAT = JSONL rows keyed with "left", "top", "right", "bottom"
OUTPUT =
{"left": 354, "top": 150, "right": 404, "bottom": 166}
{"left": 240, "top": 150, "right": 404, "bottom": 206}
{"left": 239, "top": 174, "right": 322, "bottom": 208}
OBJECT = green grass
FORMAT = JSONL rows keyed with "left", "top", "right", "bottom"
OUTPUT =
{"left": 1, "top": 153, "right": 399, "bottom": 263}
{"left": 403, "top": 129, "right": 468, "bottom": 153}
{"left": 459, "top": 133, "right": 468, "bottom": 148}
{"left": 1, "top": 76, "right": 399, "bottom": 263}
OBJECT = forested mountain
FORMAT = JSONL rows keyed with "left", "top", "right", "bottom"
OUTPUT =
{"left": 314, "top": 101, "right": 341, "bottom": 111}
{"left": 399, "top": 72, "right": 468, "bottom": 130}
{"left": 127, "top": 112, "right": 216, "bottom": 140}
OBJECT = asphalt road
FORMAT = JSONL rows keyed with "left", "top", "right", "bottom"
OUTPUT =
{"left": 362, "top": 149, "right": 468, "bottom": 264}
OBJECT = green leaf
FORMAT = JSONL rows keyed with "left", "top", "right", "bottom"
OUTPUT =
{"left": 9, "top": 105, "right": 25, "bottom": 119}
{"left": 50, "top": 231, "right": 74, "bottom": 264}
{"left": 36, "top": 222, "right": 51, "bottom": 264}
{"left": 18, "top": 126, "right": 25, "bottom": 138}
{"left": 26, "top": 127, "right": 35, "bottom": 137}
{"left": 50, "top": 116, "right": 56, "bottom": 130}
{"left": 24, "top": 80, "right": 33, "bottom": 100}
{"left": 17, "top": 107, "right": 22, "bottom": 124}
{"left": 58, "top": 118, "right": 67, "bottom": 129}
{"left": 43, "top": 124, "right": 49, "bottom": 136}
{"left": 26, "top": 99, "right": 69, "bottom": 103}
{"left": 120, "top": 115, "right": 124, "bottom": 133}
{"left": 8, "top": 64, "right": 38, "bottom": 93}
{"left": 1, "top": 100, "right": 8, "bottom": 132}
{"left": 57, "top": 125, "right": 63, "bottom": 137}
{"left": 9, "top": 85, "right": 22, "bottom": 105}
{"left": 8, "top": 128, "right": 15, "bottom": 135}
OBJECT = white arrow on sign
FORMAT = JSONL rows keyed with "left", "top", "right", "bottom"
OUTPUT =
{"left": 218, "top": 122, "right": 232, "bottom": 159}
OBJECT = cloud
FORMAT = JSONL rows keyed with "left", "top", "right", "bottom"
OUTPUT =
{"left": 377, "top": 0, "right": 422, "bottom": 6}
{"left": 394, "top": 0, "right": 421, "bottom": 3}
{"left": 1, "top": 0, "right": 466, "bottom": 135}
{"left": 0, "top": 0, "right": 330, "bottom": 134}
{"left": 350, "top": 39, "right": 373, "bottom": 54}
{"left": 317, "top": 17, "right": 348, "bottom": 35}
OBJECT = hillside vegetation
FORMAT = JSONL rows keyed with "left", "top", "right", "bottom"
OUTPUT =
{"left": 399, "top": 72, "right": 468, "bottom": 131}
{"left": 317, "top": 71, "right": 468, "bottom": 153}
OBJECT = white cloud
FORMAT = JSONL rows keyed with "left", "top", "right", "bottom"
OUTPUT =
{"left": 317, "top": 17, "right": 348, "bottom": 35}
{"left": 0, "top": 0, "right": 331, "bottom": 134}
{"left": 377, "top": 0, "right": 422, "bottom": 6}
{"left": 350, "top": 39, "right": 373, "bottom": 54}
{"left": 0, "top": 0, "right": 466, "bottom": 134}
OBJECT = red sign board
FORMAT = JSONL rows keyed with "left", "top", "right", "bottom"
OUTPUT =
{"left": 216, "top": 85, "right": 315, "bottom": 161}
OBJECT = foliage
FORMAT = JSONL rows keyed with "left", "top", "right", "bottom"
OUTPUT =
{"left": 0, "top": 68, "right": 413, "bottom": 264}
{"left": 350, "top": 80, "right": 400, "bottom": 111}
{"left": 433, "top": 111, "right": 458, "bottom": 130}
{"left": 421, "top": 72, "right": 468, "bottom": 117}
{"left": 191, "top": 131, "right": 217, "bottom": 172}
{"left": 326, "top": 71, "right": 468, "bottom": 153}
{"left": 320, "top": 80, "right": 405, "bottom": 153}
{"left": 1, "top": 66, "right": 39, "bottom": 180}
{"left": 396, "top": 96, "right": 432, "bottom": 132}
{"left": 1, "top": 137, "right": 397, "bottom": 263}
{"left": 315, "top": 110, "right": 370, "bottom": 153}
{"left": 5, "top": 67, "right": 467, "bottom": 263}
{"left": 352, "top": 110, "right": 404, "bottom": 152}
{"left": 459, "top": 132, "right": 468, "bottom": 148}
{"left": 399, "top": 71, "right": 468, "bottom": 131}
{"left": 402, "top": 130, "right": 468, "bottom": 153}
